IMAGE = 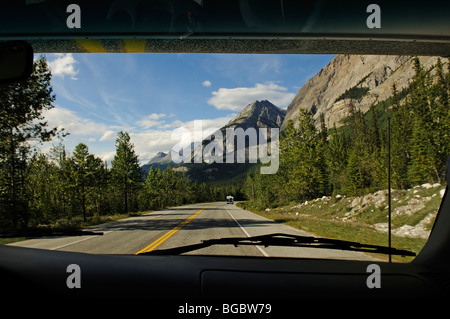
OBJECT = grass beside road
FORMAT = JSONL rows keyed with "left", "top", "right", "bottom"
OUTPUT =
{"left": 237, "top": 184, "right": 445, "bottom": 263}
{"left": 0, "top": 210, "right": 154, "bottom": 246}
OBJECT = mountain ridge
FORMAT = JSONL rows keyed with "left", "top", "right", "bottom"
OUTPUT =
{"left": 224, "top": 99, "right": 286, "bottom": 130}
{"left": 141, "top": 99, "right": 285, "bottom": 179}
{"left": 282, "top": 54, "right": 449, "bottom": 130}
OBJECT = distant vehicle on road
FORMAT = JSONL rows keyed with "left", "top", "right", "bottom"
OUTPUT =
{"left": 226, "top": 196, "right": 234, "bottom": 204}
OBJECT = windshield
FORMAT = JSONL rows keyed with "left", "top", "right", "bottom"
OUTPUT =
{"left": 1, "top": 51, "right": 448, "bottom": 263}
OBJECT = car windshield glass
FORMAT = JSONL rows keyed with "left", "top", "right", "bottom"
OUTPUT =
{"left": 1, "top": 51, "right": 448, "bottom": 263}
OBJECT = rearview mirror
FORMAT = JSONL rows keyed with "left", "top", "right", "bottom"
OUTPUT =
{"left": 0, "top": 41, "right": 33, "bottom": 84}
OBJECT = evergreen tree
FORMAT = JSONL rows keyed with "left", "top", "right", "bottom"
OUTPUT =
{"left": 111, "top": 131, "right": 143, "bottom": 213}
{"left": 284, "top": 109, "right": 328, "bottom": 200}
{"left": 140, "top": 166, "right": 163, "bottom": 210}
{"left": 0, "top": 56, "right": 62, "bottom": 227}
{"left": 319, "top": 112, "right": 327, "bottom": 144}
{"left": 47, "top": 143, "right": 70, "bottom": 217}
{"left": 317, "top": 113, "right": 331, "bottom": 195}
{"left": 344, "top": 104, "right": 372, "bottom": 194}
{"left": 429, "top": 58, "right": 450, "bottom": 182}
{"left": 390, "top": 83, "right": 413, "bottom": 189}
{"left": 368, "top": 105, "right": 381, "bottom": 153}
{"left": 71, "top": 143, "right": 90, "bottom": 221}
{"left": 244, "top": 170, "right": 256, "bottom": 202}
{"left": 346, "top": 147, "right": 365, "bottom": 194}
{"left": 25, "top": 153, "right": 54, "bottom": 224}
{"left": 92, "top": 156, "right": 110, "bottom": 217}
{"left": 408, "top": 58, "right": 437, "bottom": 184}
{"left": 326, "top": 123, "right": 347, "bottom": 194}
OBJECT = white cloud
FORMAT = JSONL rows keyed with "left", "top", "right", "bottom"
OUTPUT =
{"left": 147, "top": 113, "right": 168, "bottom": 120}
{"left": 48, "top": 53, "right": 79, "bottom": 80}
{"left": 130, "top": 130, "right": 176, "bottom": 163}
{"left": 41, "top": 106, "right": 235, "bottom": 165}
{"left": 137, "top": 119, "right": 165, "bottom": 129}
{"left": 36, "top": 106, "right": 119, "bottom": 162}
{"left": 98, "top": 151, "right": 116, "bottom": 163}
{"left": 202, "top": 80, "right": 212, "bottom": 87}
{"left": 157, "top": 119, "right": 185, "bottom": 129}
{"left": 42, "top": 106, "right": 108, "bottom": 136}
{"left": 130, "top": 114, "right": 235, "bottom": 163}
{"left": 136, "top": 113, "right": 172, "bottom": 129}
{"left": 259, "top": 58, "right": 282, "bottom": 74}
{"left": 207, "top": 82, "right": 295, "bottom": 111}
{"left": 99, "top": 130, "right": 116, "bottom": 142}
{"left": 176, "top": 116, "right": 234, "bottom": 136}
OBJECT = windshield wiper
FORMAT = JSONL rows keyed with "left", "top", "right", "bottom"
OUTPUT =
{"left": 137, "top": 233, "right": 416, "bottom": 257}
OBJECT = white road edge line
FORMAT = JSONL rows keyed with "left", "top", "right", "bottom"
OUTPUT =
{"left": 49, "top": 209, "right": 176, "bottom": 251}
{"left": 50, "top": 235, "right": 100, "bottom": 250}
{"left": 224, "top": 206, "right": 269, "bottom": 257}
{"left": 50, "top": 231, "right": 115, "bottom": 250}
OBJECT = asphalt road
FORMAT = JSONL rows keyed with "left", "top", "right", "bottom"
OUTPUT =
{"left": 8, "top": 202, "right": 379, "bottom": 261}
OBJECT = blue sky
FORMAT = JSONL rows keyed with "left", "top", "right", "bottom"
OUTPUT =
{"left": 38, "top": 53, "right": 335, "bottom": 164}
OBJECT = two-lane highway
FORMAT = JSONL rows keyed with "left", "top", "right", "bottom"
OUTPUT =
{"left": 8, "top": 202, "right": 379, "bottom": 261}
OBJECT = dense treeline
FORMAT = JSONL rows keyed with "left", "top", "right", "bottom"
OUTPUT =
{"left": 244, "top": 57, "right": 450, "bottom": 209}
{"left": 0, "top": 57, "right": 235, "bottom": 230}
{"left": 17, "top": 138, "right": 235, "bottom": 228}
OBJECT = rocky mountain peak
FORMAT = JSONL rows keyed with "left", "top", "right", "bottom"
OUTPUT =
{"left": 142, "top": 99, "right": 285, "bottom": 177}
{"left": 282, "top": 54, "right": 448, "bottom": 130}
{"left": 226, "top": 99, "right": 286, "bottom": 130}
{"left": 155, "top": 151, "right": 166, "bottom": 158}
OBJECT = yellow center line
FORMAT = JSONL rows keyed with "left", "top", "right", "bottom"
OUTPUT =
{"left": 135, "top": 205, "right": 212, "bottom": 255}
